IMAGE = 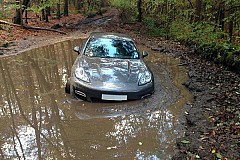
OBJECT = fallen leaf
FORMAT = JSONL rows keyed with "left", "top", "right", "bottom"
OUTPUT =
{"left": 216, "top": 153, "right": 222, "bottom": 159}
{"left": 181, "top": 140, "right": 190, "bottom": 144}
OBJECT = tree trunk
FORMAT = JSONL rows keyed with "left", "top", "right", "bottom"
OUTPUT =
{"left": 194, "top": 0, "right": 202, "bottom": 22}
{"left": 219, "top": 3, "right": 225, "bottom": 31}
{"left": 137, "top": 0, "right": 143, "bottom": 22}
{"left": 22, "top": 0, "right": 30, "bottom": 10}
{"left": 25, "top": 7, "right": 28, "bottom": 24}
{"left": 46, "top": 6, "right": 50, "bottom": 16}
{"left": 56, "top": 0, "right": 61, "bottom": 19}
{"left": 45, "top": 9, "right": 49, "bottom": 22}
{"left": 98, "top": 0, "right": 104, "bottom": 15}
{"left": 76, "top": 0, "right": 82, "bottom": 12}
{"left": 13, "top": 1, "right": 21, "bottom": 24}
{"left": 42, "top": 9, "right": 45, "bottom": 20}
{"left": 228, "top": 7, "right": 234, "bottom": 43}
{"left": 13, "top": 0, "right": 30, "bottom": 24}
{"left": 13, "top": 10, "right": 21, "bottom": 24}
{"left": 64, "top": 0, "right": 68, "bottom": 16}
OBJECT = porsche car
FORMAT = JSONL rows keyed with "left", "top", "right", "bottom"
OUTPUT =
{"left": 65, "top": 32, "right": 154, "bottom": 101}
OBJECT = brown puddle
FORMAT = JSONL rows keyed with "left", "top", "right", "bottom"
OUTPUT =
{"left": 0, "top": 39, "right": 192, "bottom": 159}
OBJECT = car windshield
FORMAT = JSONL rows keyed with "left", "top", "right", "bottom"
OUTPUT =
{"left": 84, "top": 37, "right": 139, "bottom": 59}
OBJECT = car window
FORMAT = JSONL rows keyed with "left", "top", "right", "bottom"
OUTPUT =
{"left": 84, "top": 37, "right": 139, "bottom": 59}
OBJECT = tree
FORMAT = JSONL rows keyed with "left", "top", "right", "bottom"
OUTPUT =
{"left": 13, "top": 0, "right": 30, "bottom": 24}
{"left": 56, "top": 0, "right": 61, "bottom": 19}
{"left": 194, "top": 0, "right": 202, "bottom": 22}
{"left": 75, "top": 0, "right": 83, "bottom": 12}
{"left": 137, "top": 0, "right": 143, "bottom": 22}
{"left": 98, "top": 0, "right": 104, "bottom": 15}
{"left": 64, "top": 0, "right": 69, "bottom": 16}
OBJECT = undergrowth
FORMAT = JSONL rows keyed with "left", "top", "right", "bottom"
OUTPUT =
{"left": 143, "top": 17, "right": 240, "bottom": 72}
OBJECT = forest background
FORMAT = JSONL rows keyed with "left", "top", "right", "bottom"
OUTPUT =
{"left": 1, "top": 0, "right": 240, "bottom": 71}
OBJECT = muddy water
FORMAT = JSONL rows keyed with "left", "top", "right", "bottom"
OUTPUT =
{"left": 0, "top": 39, "right": 192, "bottom": 160}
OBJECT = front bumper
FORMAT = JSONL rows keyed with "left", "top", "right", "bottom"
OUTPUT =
{"left": 70, "top": 79, "right": 154, "bottom": 101}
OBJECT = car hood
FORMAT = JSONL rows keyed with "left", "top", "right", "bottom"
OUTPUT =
{"left": 76, "top": 56, "right": 148, "bottom": 84}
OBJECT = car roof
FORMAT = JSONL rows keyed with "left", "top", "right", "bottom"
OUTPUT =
{"left": 89, "top": 32, "right": 133, "bottom": 42}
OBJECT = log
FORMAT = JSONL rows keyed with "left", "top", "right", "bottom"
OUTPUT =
{"left": 22, "top": 25, "right": 66, "bottom": 34}
{"left": 0, "top": 48, "right": 11, "bottom": 50}
{"left": 0, "top": 20, "right": 20, "bottom": 27}
{"left": 0, "top": 20, "right": 66, "bottom": 34}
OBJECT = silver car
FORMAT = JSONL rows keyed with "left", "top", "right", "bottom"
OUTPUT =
{"left": 65, "top": 32, "right": 154, "bottom": 101}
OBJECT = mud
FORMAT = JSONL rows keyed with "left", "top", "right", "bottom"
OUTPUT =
{"left": 172, "top": 52, "right": 240, "bottom": 160}
{"left": 0, "top": 38, "right": 192, "bottom": 159}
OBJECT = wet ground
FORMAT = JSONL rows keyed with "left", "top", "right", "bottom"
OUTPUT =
{"left": 0, "top": 38, "right": 192, "bottom": 159}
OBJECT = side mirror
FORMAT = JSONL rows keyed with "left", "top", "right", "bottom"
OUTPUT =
{"left": 73, "top": 46, "right": 81, "bottom": 54}
{"left": 142, "top": 51, "right": 148, "bottom": 58}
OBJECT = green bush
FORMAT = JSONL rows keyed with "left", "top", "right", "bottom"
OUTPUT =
{"left": 143, "top": 17, "right": 167, "bottom": 37}
{"left": 170, "top": 19, "right": 224, "bottom": 45}
{"left": 168, "top": 18, "right": 240, "bottom": 71}
{"left": 110, "top": 0, "right": 137, "bottom": 22}
{"left": 85, "top": 11, "right": 97, "bottom": 18}
{"left": 110, "top": 0, "right": 133, "bottom": 10}
{"left": 99, "top": 7, "right": 108, "bottom": 14}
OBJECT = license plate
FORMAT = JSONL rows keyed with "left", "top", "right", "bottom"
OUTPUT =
{"left": 102, "top": 94, "right": 127, "bottom": 101}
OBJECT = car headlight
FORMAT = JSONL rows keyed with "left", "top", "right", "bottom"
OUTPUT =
{"left": 75, "top": 67, "right": 90, "bottom": 83}
{"left": 138, "top": 71, "right": 152, "bottom": 85}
